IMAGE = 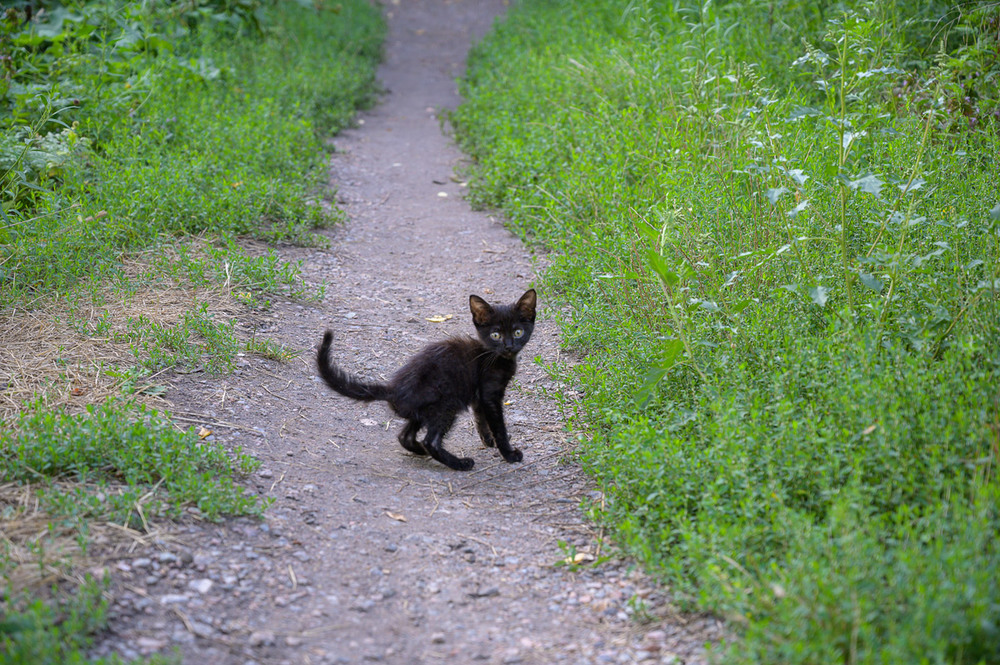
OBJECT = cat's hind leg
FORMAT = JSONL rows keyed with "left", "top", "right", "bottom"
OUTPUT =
{"left": 423, "top": 412, "right": 474, "bottom": 471}
{"left": 397, "top": 420, "right": 428, "bottom": 455}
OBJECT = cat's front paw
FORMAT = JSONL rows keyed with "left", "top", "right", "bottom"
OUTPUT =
{"left": 502, "top": 448, "right": 523, "bottom": 463}
{"left": 453, "top": 457, "right": 475, "bottom": 471}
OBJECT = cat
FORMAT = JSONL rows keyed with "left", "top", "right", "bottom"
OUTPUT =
{"left": 316, "top": 289, "right": 537, "bottom": 471}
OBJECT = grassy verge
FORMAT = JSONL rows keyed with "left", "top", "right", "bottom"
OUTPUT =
{"left": 452, "top": 1, "right": 999, "bottom": 662}
{"left": 1, "top": 0, "right": 384, "bottom": 660}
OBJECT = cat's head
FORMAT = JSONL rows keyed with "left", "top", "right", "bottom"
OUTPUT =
{"left": 469, "top": 289, "right": 537, "bottom": 358}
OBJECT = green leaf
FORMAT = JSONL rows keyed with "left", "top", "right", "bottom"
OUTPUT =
{"left": 787, "top": 106, "right": 824, "bottom": 121}
{"left": 899, "top": 177, "right": 925, "bottom": 194}
{"left": 849, "top": 174, "right": 884, "bottom": 197}
{"left": 809, "top": 285, "right": 830, "bottom": 307}
{"left": 786, "top": 168, "right": 809, "bottom": 186}
{"left": 788, "top": 200, "right": 809, "bottom": 218}
{"left": 766, "top": 187, "right": 789, "bottom": 205}
{"left": 730, "top": 298, "right": 752, "bottom": 315}
{"left": 645, "top": 249, "right": 679, "bottom": 286}
{"left": 857, "top": 271, "right": 884, "bottom": 293}
{"left": 842, "top": 130, "right": 866, "bottom": 150}
{"left": 634, "top": 339, "right": 685, "bottom": 408}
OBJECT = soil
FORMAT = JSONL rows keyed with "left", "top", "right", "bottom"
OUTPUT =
{"left": 89, "top": 1, "right": 723, "bottom": 663}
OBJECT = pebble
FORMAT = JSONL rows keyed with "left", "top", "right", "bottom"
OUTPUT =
{"left": 249, "top": 630, "right": 276, "bottom": 647}
{"left": 469, "top": 587, "right": 500, "bottom": 599}
{"left": 350, "top": 599, "right": 376, "bottom": 613}
{"left": 159, "top": 594, "right": 188, "bottom": 605}
{"left": 136, "top": 637, "right": 166, "bottom": 653}
{"left": 189, "top": 621, "right": 214, "bottom": 639}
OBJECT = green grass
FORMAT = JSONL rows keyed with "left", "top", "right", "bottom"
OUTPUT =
{"left": 2, "top": 0, "right": 383, "bottom": 306}
{"left": 1, "top": 578, "right": 177, "bottom": 664}
{"left": 1, "top": 398, "right": 265, "bottom": 526}
{"left": 452, "top": 0, "right": 999, "bottom": 662}
{"left": 1, "top": 1, "right": 385, "bottom": 661}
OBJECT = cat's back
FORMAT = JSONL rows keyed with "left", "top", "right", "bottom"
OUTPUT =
{"left": 413, "top": 335, "right": 485, "bottom": 371}
{"left": 390, "top": 335, "right": 483, "bottom": 389}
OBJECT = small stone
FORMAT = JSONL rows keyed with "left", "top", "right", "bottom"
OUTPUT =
{"left": 431, "top": 632, "right": 446, "bottom": 644}
{"left": 159, "top": 594, "right": 189, "bottom": 605}
{"left": 258, "top": 468, "right": 274, "bottom": 479}
{"left": 286, "top": 636, "right": 304, "bottom": 647}
{"left": 132, "top": 558, "right": 152, "bottom": 569}
{"left": 249, "top": 630, "right": 276, "bottom": 647}
{"left": 350, "top": 599, "right": 376, "bottom": 613}
{"left": 188, "top": 579, "right": 214, "bottom": 594}
{"left": 469, "top": 586, "right": 499, "bottom": 599}
{"left": 135, "top": 636, "right": 167, "bottom": 653}
{"left": 189, "top": 621, "right": 214, "bottom": 639}
{"left": 193, "top": 553, "right": 214, "bottom": 568}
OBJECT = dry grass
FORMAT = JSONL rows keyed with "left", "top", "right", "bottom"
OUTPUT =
{"left": 0, "top": 248, "right": 244, "bottom": 427}
{"left": 0, "top": 481, "right": 173, "bottom": 598}
{"left": 0, "top": 243, "right": 262, "bottom": 605}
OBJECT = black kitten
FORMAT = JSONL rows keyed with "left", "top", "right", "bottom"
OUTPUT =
{"left": 316, "top": 289, "right": 537, "bottom": 471}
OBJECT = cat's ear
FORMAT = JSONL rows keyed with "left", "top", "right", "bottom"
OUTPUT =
{"left": 516, "top": 289, "right": 537, "bottom": 320}
{"left": 469, "top": 295, "right": 494, "bottom": 326}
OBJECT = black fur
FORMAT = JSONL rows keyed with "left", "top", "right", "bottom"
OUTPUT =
{"left": 316, "top": 289, "right": 537, "bottom": 471}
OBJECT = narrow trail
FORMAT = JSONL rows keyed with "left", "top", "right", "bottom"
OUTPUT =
{"left": 93, "top": 2, "right": 721, "bottom": 663}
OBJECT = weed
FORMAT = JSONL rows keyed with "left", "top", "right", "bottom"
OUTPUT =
{"left": 0, "top": 398, "right": 267, "bottom": 526}
{"left": 453, "top": 0, "right": 1000, "bottom": 661}
{"left": 0, "top": 5, "right": 384, "bottom": 659}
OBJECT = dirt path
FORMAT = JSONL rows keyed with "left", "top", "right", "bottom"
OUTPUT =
{"left": 92, "top": 2, "right": 721, "bottom": 663}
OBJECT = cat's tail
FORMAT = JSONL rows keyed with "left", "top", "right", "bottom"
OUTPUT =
{"left": 316, "top": 331, "right": 393, "bottom": 402}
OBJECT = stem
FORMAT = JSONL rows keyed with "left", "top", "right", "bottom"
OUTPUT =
{"left": 840, "top": 184, "right": 854, "bottom": 315}
{"left": 873, "top": 199, "right": 917, "bottom": 345}
{"left": 658, "top": 276, "right": 710, "bottom": 386}
{"left": 761, "top": 110, "right": 820, "bottom": 289}
{"left": 931, "top": 291, "right": 983, "bottom": 360}
{"left": 865, "top": 112, "right": 934, "bottom": 257}
{"left": 838, "top": 29, "right": 855, "bottom": 318}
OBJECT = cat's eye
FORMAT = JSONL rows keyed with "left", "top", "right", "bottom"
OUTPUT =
{"left": 490, "top": 331, "right": 501, "bottom": 340}
{"left": 513, "top": 329, "right": 524, "bottom": 338}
